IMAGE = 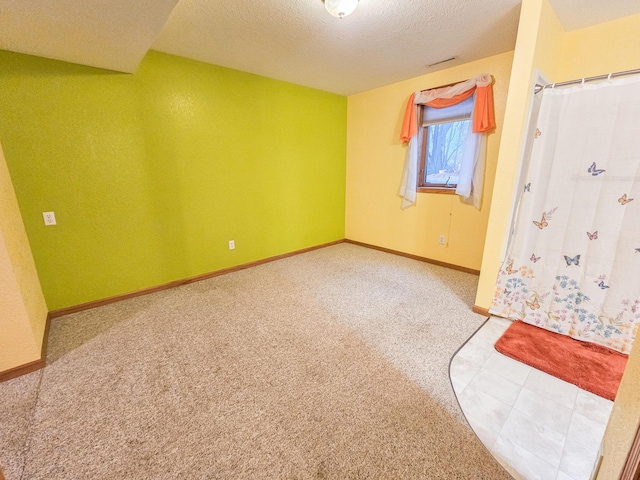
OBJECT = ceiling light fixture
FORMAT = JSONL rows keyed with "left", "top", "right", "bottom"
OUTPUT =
{"left": 323, "top": 0, "right": 359, "bottom": 19}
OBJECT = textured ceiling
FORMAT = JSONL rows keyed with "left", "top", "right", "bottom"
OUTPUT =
{"left": 0, "top": 0, "right": 639, "bottom": 94}
{"left": 0, "top": 0, "right": 179, "bottom": 73}
{"left": 549, "top": 0, "right": 640, "bottom": 30}
{"left": 152, "top": 0, "right": 522, "bottom": 95}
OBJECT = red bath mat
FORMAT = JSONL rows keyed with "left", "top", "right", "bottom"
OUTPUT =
{"left": 494, "top": 320, "right": 628, "bottom": 401}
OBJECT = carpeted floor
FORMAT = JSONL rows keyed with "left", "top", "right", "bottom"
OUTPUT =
{"left": 0, "top": 243, "right": 511, "bottom": 479}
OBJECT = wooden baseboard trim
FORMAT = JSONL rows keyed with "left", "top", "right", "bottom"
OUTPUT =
{"left": 0, "top": 358, "right": 44, "bottom": 383}
{"left": 619, "top": 420, "right": 640, "bottom": 480}
{"left": 49, "top": 239, "right": 346, "bottom": 319}
{"left": 344, "top": 239, "right": 481, "bottom": 275}
{"left": 0, "top": 313, "right": 51, "bottom": 383}
{"left": 472, "top": 305, "right": 491, "bottom": 317}
{"left": 4, "top": 241, "right": 345, "bottom": 381}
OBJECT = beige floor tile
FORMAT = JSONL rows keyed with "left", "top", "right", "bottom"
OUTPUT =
{"left": 468, "top": 368, "right": 522, "bottom": 406}
{"left": 492, "top": 435, "right": 558, "bottom": 480}
{"left": 513, "top": 387, "right": 573, "bottom": 435}
{"left": 524, "top": 369, "right": 578, "bottom": 410}
{"left": 500, "top": 409, "right": 566, "bottom": 467}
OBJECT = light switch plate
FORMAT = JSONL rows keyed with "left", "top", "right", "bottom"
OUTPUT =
{"left": 43, "top": 211, "right": 56, "bottom": 225}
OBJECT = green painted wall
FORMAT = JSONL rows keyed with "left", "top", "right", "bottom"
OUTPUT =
{"left": 0, "top": 50, "right": 347, "bottom": 310}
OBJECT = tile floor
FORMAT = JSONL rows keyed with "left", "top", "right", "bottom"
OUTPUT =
{"left": 450, "top": 316, "right": 614, "bottom": 480}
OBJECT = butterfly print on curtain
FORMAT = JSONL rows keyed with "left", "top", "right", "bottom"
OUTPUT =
{"left": 491, "top": 78, "right": 640, "bottom": 354}
{"left": 618, "top": 193, "right": 634, "bottom": 205}
{"left": 588, "top": 162, "right": 605, "bottom": 176}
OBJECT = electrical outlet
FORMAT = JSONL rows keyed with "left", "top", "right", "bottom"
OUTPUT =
{"left": 43, "top": 212, "right": 57, "bottom": 226}
{"left": 439, "top": 235, "right": 445, "bottom": 245}
{"left": 228, "top": 240, "right": 235, "bottom": 250}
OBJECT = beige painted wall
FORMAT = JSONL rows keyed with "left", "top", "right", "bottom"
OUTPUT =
{"left": 345, "top": 51, "right": 514, "bottom": 270}
{"left": 0, "top": 142, "right": 48, "bottom": 372}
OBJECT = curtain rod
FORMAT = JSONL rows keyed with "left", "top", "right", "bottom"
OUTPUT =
{"left": 420, "top": 78, "right": 467, "bottom": 92}
{"left": 534, "top": 68, "right": 640, "bottom": 94}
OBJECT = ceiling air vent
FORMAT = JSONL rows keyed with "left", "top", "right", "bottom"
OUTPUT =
{"left": 427, "top": 56, "right": 459, "bottom": 68}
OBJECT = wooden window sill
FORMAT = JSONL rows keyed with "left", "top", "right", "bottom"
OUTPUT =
{"left": 417, "top": 187, "right": 457, "bottom": 194}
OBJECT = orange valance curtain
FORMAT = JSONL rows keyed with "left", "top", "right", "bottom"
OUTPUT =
{"left": 400, "top": 77, "right": 496, "bottom": 143}
{"left": 473, "top": 84, "right": 496, "bottom": 133}
{"left": 398, "top": 74, "right": 496, "bottom": 210}
{"left": 400, "top": 92, "right": 418, "bottom": 143}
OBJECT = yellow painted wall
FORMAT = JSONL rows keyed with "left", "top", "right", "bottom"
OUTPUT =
{"left": 559, "top": 12, "right": 640, "bottom": 81}
{"left": 598, "top": 340, "right": 640, "bottom": 479}
{"left": 345, "top": 51, "right": 514, "bottom": 270}
{"left": 0, "top": 234, "right": 39, "bottom": 369}
{"left": 475, "top": 0, "right": 565, "bottom": 308}
{"left": 0, "top": 142, "right": 48, "bottom": 371}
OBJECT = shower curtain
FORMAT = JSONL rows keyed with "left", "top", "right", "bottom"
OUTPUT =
{"left": 490, "top": 75, "right": 640, "bottom": 354}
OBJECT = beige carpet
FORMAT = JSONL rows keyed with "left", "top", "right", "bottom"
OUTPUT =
{"left": 0, "top": 243, "right": 511, "bottom": 479}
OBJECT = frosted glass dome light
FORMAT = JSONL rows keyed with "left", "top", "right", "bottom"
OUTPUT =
{"left": 323, "top": 0, "right": 359, "bottom": 18}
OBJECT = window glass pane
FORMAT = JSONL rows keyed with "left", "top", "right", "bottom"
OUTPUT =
{"left": 424, "top": 119, "right": 470, "bottom": 186}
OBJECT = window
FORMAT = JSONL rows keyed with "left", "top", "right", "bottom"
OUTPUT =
{"left": 417, "top": 96, "right": 474, "bottom": 192}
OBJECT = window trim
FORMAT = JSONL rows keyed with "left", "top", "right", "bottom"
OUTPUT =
{"left": 416, "top": 103, "right": 472, "bottom": 193}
